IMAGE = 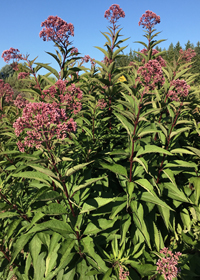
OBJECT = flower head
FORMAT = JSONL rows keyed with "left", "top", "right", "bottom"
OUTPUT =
{"left": 167, "top": 79, "right": 190, "bottom": 101}
{"left": 179, "top": 48, "right": 196, "bottom": 63}
{"left": 156, "top": 247, "right": 182, "bottom": 280}
{"left": 140, "top": 48, "right": 166, "bottom": 67}
{"left": 139, "top": 10, "right": 160, "bottom": 32}
{"left": 1, "top": 48, "right": 23, "bottom": 63}
{"left": 14, "top": 94, "right": 29, "bottom": 109}
{"left": 18, "top": 72, "right": 30, "bottom": 80}
{"left": 41, "top": 81, "right": 83, "bottom": 115}
{"left": 13, "top": 102, "right": 76, "bottom": 152}
{"left": 0, "top": 79, "right": 14, "bottom": 109}
{"left": 39, "top": 16, "right": 74, "bottom": 47}
{"left": 136, "top": 59, "right": 165, "bottom": 92}
{"left": 104, "top": 4, "right": 125, "bottom": 24}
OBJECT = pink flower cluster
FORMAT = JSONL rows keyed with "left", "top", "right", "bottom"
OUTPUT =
{"left": 13, "top": 102, "right": 76, "bottom": 152}
{"left": 140, "top": 48, "right": 166, "bottom": 67}
{"left": 18, "top": 72, "right": 30, "bottom": 80}
{"left": 104, "top": 4, "right": 125, "bottom": 24}
{"left": 14, "top": 94, "right": 29, "bottom": 109}
{"left": 81, "top": 55, "right": 91, "bottom": 63}
{"left": 167, "top": 79, "right": 190, "bottom": 101}
{"left": 179, "top": 48, "right": 196, "bottom": 63}
{"left": 97, "top": 99, "right": 107, "bottom": 109}
{"left": 1, "top": 48, "right": 23, "bottom": 63}
{"left": 137, "top": 59, "right": 165, "bottom": 92}
{"left": 139, "top": 10, "right": 160, "bottom": 32}
{"left": 39, "top": 16, "right": 74, "bottom": 47}
{"left": 0, "top": 79, "right": 14, "bottom": 109}
{"left": 41, "top": 80, "right": 83, "bottom": 115}
{"left": 71, "top": 47, "right": 78, "bottom": 56}
{"left": 119, "top": 265, "right": 129, "bottom": 280}
{"left": 156, "top": 247, "right": 182, "bottom": 280}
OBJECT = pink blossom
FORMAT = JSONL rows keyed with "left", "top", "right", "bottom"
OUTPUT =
{"left": 71, "top": 47, "right": 78, "bottom": 56}
{"left": 156, "top": 247, "right": 182, "bottom": 280}
{"left": 39, "top": 16, "right": 74, "bottom": 47}
{"left": 13, "top": 102, "right": 76, "bottom": 152}
{"left": 167, "top": 79, "right": 190, "bottom": 101}
{"left": 104, "top": 4, "right": 125, "bottom": 24}
{"left": 139, "top": 10, "right": 160, "bottom": 32}
{"left": 119, "top": 265, "right": 129, "bottom": 280}
{"left": 14, "top": 94, "right": 29, "bottom": 109}
{"left": 81, "top": 55, "right": 90, "bottom": 63}
{"left": 18, "top": 72, "right": 30, "bottom": 80}
{"left": 41, "top": 81, "right": 83, "bottom": 115}
{"left": 1, "top": 48, "right": 23, "bottom": 63}
{"left": 0, "top": 79, "right": 14, "bottom": 109}
{"left": 139, "top": 48, "right": 166, "bottom": 67}
{"left": 97, "top": 99, "right": 107, "bottom": 109}
{"left": 179, "top": 48, "right": 196, "bottom": 63}
{"left": 136, "top": 59, "right": 165, "bottom": 92}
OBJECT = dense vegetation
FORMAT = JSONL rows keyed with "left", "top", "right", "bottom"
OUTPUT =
{"left": 0, "top": 6, "right": 200, "bottom": 280}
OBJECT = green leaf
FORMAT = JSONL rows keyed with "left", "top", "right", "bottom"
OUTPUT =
{"left": 80, "top": 197, "right": 114, "bottom": 214}
{"left": 94, "top": 46, "right": 109, "bottom": 58}
{"left": 28, "top": 164, "right": 59, "bottom": 179}
{"left": 65, "top": 161, "right": 94, "bottom": 176}
{"left": 11, "top": 233, "right": 34, "bottom": 265}
{"left": 34, "top": 203, "right": 68, "bottom": 215}
{"left": 100, "top": 162, "right": 128, "bottom": 178}
{"left": 189, "top": 177, "right": 200, "bottom": 205}
{"left": 120, "top": 215, "right": 131, "bottom": 246}
{"left": 137, "top": 128, "right": 158, "bottom": 137}
{"left": 12, "top": 171, "right": 51, "bottom": 185}
{"left": 136, "top": 145, "right": 172, "bottom": 157}
{"left": 140, "top": 192, "right": 173, "bottom": 210}
{"left": 83, "top": 217, "right": 117, "bottom": 235}
{"left": 112, "top": 46, "right": 127, "bottom": 60}
{"left": 6, "top": 218, "right": 22, "bottom": 240}
{"left": 46, "top": 51, "right": 62, "bottom": 66}
{"left": 114, "top": 112, "right": 134, "bottom": 138}
{"left": 170, "top": 127, "right": 190, "bottom": 138}
{"left": 0, "top": 212, "right": 19, "bottom": 219}
{"left": 170, "top": 148, "right": 194, "bottom": 155}
{"left": 28, "top": 219, "right": 74, "bottom": 238}
{"left": 135, "top": 179, "right": 156, "bottom": 196}
{"left": 45, "top": 232, "right": 61, "bottom": 276}
{"left": 35, "top": 63, "right": 60, "bottom": 79}
{"left": 81, "top": 236, "right": 107, "bottom": 272}
{"left": 161, "top": 182, "right": 189, "bottom": 202}
{"left": 72, "top": 176, "right": 106, "bottom": 193}
{"left": 29, "top": 234, "right": 42, "bottom": 270}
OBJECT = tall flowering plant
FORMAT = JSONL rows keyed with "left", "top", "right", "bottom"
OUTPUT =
{"left": 0, "top": 5, "right": 200, "bottom": 280}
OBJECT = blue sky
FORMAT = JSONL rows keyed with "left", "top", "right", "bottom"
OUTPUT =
{"left": 1, "top": 0, "right": 200, "bottom": 75}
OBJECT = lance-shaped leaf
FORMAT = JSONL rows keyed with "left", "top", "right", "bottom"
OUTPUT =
{"left": 94, "top": 60, "right": 109, "bottom": 72}
{"left": 28, "top": 164, "right": 59, "bottom": 179}
{"left": 34, "top": 203, "right": 68, "bottom": 215}
{"left": 65, "top": 161, "right": 94, "bottom": 176}
{"left": 72, "top": 176, "right": 105, "bottom": 193}
{"left": 139, "top": 192, "right": 174, "bottom": 210}
{"left": 114, "top": 112, "right": 134, "bottom": 139}
{"left": 35, "top": 63, "right": 60, "bottom": 79}
{"left": 80, "top": 197, "right": 114, "bottom": 213}
{"left": 112, "top": 46, "right": 127, "bottom": 60}
{"left": 27, "top": 219, "right": 74, "bottom": 238}
{"left": 46, "top": 51, "right": 62, "bottom": 67}
{"left": 100, "top": 162, "right": 128, "bottom": 178}
{"left": 136, "top": 145, "right": 172, "bottom": 157}
{"left": 94, "top": 46, "right": 109, "bottom": 59}
{"left": 12, "top": 171, "right": 51, "bottom": 185}
{"left": 189, "top": 177, "right": 200, "bottom": 205}
{"left": 83, "top": 217, "right": 117, "bottom": 235}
